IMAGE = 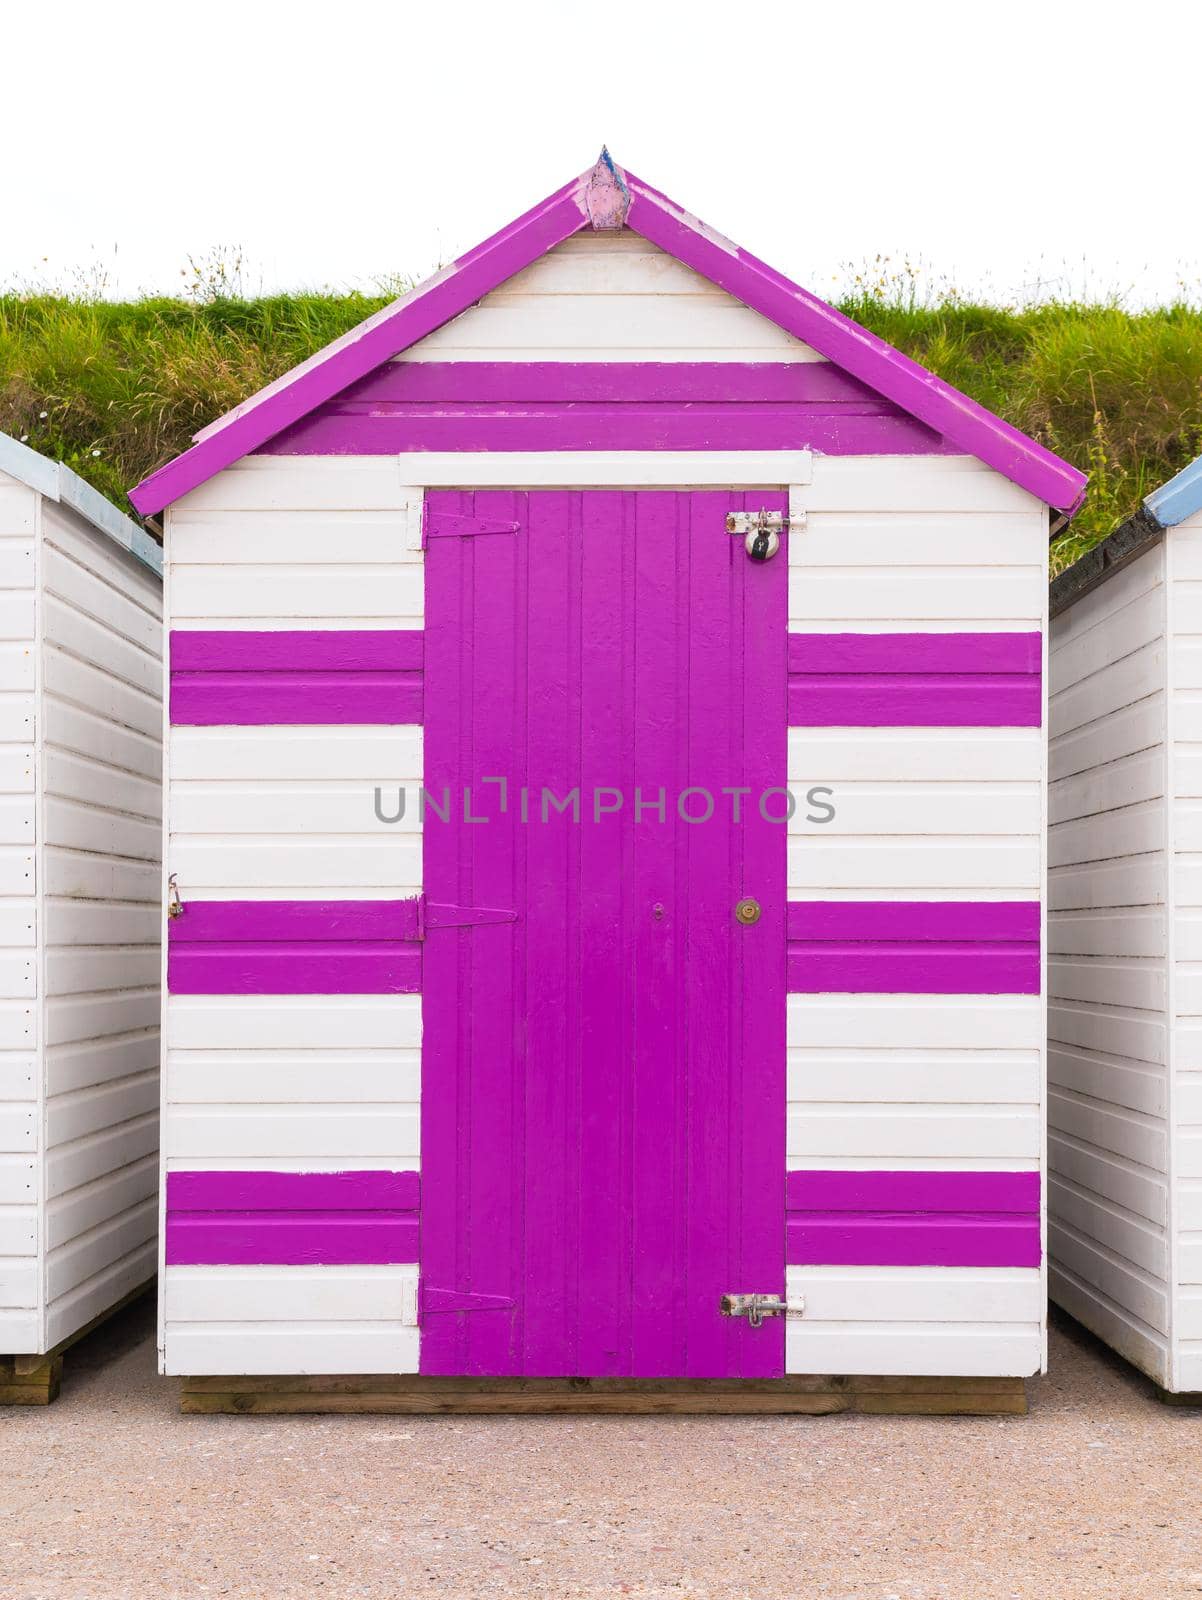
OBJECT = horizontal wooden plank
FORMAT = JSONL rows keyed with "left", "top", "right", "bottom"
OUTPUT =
{"left": 170, "top": 565, "right": 425, "bottom": 625}
{"left": 171, "top": 785, "right": 422, "bottom": 835}
{"left": 164, "top": 1107, "right": 420, "bottom": 1162}
{"left": 165, "top": 1325, "right": 420, "bottom": 1377}
{"left": 167, "top": 994, "right": 421, "bottom": 1050}
{"left": 792, "top": 727, "right": 1041, "bottom": 783}
{"left": 165, "top": 1263, "right": 418, "bottom": 1322}
{"left": 168, "top": 1049, "right": 420, "bottom": 1105}
{"left": 787, "top": 993, "right": 1043, "bottom": 1050}
{"left": 168, "top": 838, "right": 422, "bottom": 895}
{"left": 784, "top": 1323, "right": 1041, "bottom": 1378}
{"left": 171, "top": 508, "right": 420, "bottom": 566}
{"left": 787, "top": 1049, "right": 1040, "bottom": 1106}
{"left": 793, "top": 512, "right": 1048, "bottom": 567}
{"left": 167, "top": 1213, "right": 420, "bottom": 1266}
{"left": 788, "top": 838, "right": 1041, "bottom": 892}
{"left": 789, "top": 570, "right": 1044, "bottom": 625}
{"left": 170, "top": 725, "right": 422, "bottom": 782}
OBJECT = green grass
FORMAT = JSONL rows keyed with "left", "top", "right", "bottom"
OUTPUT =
{"left": 3, "top": 288, "right": 1201, "bottom": 572}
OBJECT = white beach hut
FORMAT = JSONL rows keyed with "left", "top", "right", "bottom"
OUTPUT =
{"left": 0, "top": 434, "right": 163, "bottom": 1403}
{"left": 1051, "top": 454, "right": 1202, "bottom": 1396}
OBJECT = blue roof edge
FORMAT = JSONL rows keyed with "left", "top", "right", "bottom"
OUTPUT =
{"left": 0, "top": 432, "right": 162, "bottom": 579}
{"left": 1146, "top": 454, "right": 1202, "bottom": 529}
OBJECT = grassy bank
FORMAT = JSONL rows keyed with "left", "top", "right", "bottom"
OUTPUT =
{"left": 2, "top": 290, "right": 1201, "bottom": 566}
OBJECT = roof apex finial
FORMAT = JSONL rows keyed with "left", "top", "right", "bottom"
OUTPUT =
{"left": 585, "top": 147, "right": 630, "bottom": 231}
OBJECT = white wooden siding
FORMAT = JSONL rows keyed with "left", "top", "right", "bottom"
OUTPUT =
{"left": 1048, "top": 542, "right": 1172, "bottom": 1384}
{"left": 0, "top": 476, "right": 38, "bottom": 1351}
{"left": 165, "top": 996, "right": 420, "bottom": 1169}
{"left": 790, "top": 464, "right": 1046, "bottom": 632}
{"left": 398, "top": 232, "right": 823, "bottom": 363}
{"left": 162, "top": 1264, "right": 418, "bottom": 1375}
{"left": 169, "top": 491, "right": 422, "bottom": 630}
{"left": 788, "top": 995, "right": 1042, "bottom": 1171}
{"left": 38, "top": 498, "right": 162, "bottom": 1350}
{"left": 784, "top": 1266, "right": 1042, "bottom": 1377}
{"left": 1169, "top": 512, "right": 1202, "bottom": 1389}
{"left": 170, "top": 726, "right": 421, "bottom": 899}
{"left": 0, "top": 461, "right": 162, "bottom": 1359}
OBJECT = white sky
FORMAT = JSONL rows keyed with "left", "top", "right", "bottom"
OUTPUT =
{"left": 5, "top": 0, "right": 1200, "bottom": 306}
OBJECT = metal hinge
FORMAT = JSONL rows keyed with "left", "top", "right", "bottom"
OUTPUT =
{"left": 420, "top": 1284, "right": 516, "bottom": 1316}
{"left": 724, "top": 509, "right": 803, "bottom": 537}
{"left": 720, "top": 1292, "right": 805, "bottom": 1328}
{"left": 423, "top": 509, "right": 521, "bottom": 546}
{"left": 414, "top": 893, "right": 517, "bottom": 939}
{"left": 166, "top": 873, "right": 183, "bottom": 920}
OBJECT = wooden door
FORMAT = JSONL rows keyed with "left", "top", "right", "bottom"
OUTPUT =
{"left": 420, "top": 489, "right": 787, "bottom": 1377}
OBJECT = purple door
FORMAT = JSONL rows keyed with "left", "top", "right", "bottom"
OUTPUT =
{"left": 421, "top": 490, "right": 787, "bottom": 1377}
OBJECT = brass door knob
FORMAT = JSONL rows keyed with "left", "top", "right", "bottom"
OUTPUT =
{"left": 734, "top": 898, "right": 761, "bottom": 925}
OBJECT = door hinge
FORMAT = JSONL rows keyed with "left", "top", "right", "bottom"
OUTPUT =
{"left": 420, "top": 1284, "right": 516, "bottom": 1316}
{"left": 414, "top": 893, "right": 517, "bottom": 939}
{"left": 720, "top": 1293, "right": 805, "bottom": 1328}
{"left": 423, "top": 509, "right": 521, "bottom": 546}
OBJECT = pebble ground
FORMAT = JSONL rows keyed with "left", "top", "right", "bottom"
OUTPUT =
{"left": 2, "top": 1301, "right": 1201, "bottom": 1599}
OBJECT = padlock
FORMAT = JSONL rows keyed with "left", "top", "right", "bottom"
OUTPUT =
{"left": 745, "top": 524, "right": 780, "bottom": 563}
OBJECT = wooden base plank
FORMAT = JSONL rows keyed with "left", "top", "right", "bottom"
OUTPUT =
{"left": 1154, "top": 1385, "right": 1202, "bottom": 1408}
{"left": 0, "top": 1278, "right": 154, "bottom": 1407}
{"left": 180, "top": 1372, "right": 1028, "bottom": 1417}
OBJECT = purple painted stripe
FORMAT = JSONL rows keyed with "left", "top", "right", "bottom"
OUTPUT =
{"left": 787, "top": 677, "right": 1041, "bottom": 727}
{"left": 167, "top": 1169, "right": 420, "bottom": 1210}
{"left": 788, "top": 631, "right": 1042, "bottom": 727}
{"left": 786, "top": 900, "right": 1040, "bottom": 994}
{"left": 786, "top": 900, "right": 1040, "bottom": 942}
{"left": 788, "top": 632, "right": 1041, "bottom": 675}
{"left": 785, "top": 1169, "right": 1040, "bottom": 1212}
{"left": 786, "top": 1215, "right": 1041, "bottom": 1268}
{"left": 785, "top": 946, "right": 1040, "bottom": 994}
{"left": 260, "top": 408, "right": 948, "bottom": 456}
{"left": 170, "top": 630, "right": 424, "bottom": 727}
{"left": 169, "top": 899, "right": 420, "bottom": 942}
{"left": 168, "top": 945, "right": 421, "bottom": 995}
{"left": 165, "top": 1214, "right": 420, "bottom": 1266}
{"left": 170, "top": 630, "right": 424, "bottom": 671}
{"left": 338, "top": 362, "right": 888, "bottom": 404}
{"left": 167, "top": 899, "right": 422, "bottom": 995}
{"left": 171, "top": 673, "right": 423, "bottom": 726}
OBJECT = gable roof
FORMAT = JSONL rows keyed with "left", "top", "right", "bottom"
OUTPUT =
{"left": 129, "top": 155, "right": 1088, "bottom": 519}
{"left": 0, "top": 431, "right": 162, "bottom": 576}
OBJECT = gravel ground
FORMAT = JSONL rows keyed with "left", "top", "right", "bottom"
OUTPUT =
{"left": 2, "top": 1300, "right": 1201, "bottom": 1599}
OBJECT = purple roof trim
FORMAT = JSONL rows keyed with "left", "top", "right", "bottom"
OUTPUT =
{"left": 128, "top": 157, "right": 1088, "bottom": 518}
{"left": 128, "top": 175, "right": 592, "bottom": 515}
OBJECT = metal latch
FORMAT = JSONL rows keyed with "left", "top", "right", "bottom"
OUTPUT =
{"left": 720, "top": 1292, "right": 805, "bottom": 1328}
{"left": 167, "top": 873, "right": 183, "bottom": 920}
{"left": 725, "top": 509, "right": 801, "bottom": 563}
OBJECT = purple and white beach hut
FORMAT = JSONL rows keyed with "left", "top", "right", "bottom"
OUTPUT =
{"left": 131, "top": 153, "right": 1086, "bottom": 1413}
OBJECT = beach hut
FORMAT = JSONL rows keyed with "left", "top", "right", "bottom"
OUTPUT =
{"left": 0, "top": 434, "right": 162, "bottom": 1404}
{"left": 130, "top": 153, "right": 1086, "bottom": 1415}
{"left": 1050, "top": 454, "right": 1202, "bottom": 1397}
